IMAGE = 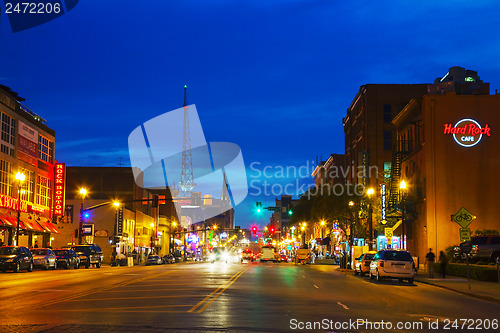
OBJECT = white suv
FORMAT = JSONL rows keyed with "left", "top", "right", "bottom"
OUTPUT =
{"left": 369, "top": 250, "right": 416, "bottom": 284}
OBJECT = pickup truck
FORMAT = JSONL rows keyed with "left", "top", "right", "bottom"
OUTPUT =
{"left": 454, "top": 235, "right": 500, "bottom": 262}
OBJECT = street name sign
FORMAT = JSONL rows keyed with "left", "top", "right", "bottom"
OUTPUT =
{"left": 451, "top": 207, "right": 476, "bottom": 228}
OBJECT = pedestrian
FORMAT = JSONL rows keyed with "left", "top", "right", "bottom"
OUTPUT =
{"left": 310, "top": 251, "right": 316, "bottom": 264}
{"left": 425, "top": 248, "right": 435, "bottom": 278}
{"left": 46, "top": 241, "right": 52, "bottom": 249}
{"left": 439, "top": 251, "right": 448, "bottom": 278}
{"left": 34, "top": 240, "right": 39, "bottom": 248}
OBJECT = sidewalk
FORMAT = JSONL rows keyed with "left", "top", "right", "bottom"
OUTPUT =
{"left": 415, "top": 272, "right": 500, "bottom": 304}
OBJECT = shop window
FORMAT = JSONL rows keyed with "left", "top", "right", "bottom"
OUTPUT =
{"left": 0, "top": 159, "right": 12, "bottom": 196}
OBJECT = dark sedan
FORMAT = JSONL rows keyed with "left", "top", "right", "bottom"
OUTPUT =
{"left": 53, "top": 249, "right": 80, "bottom": 269}
{"left": 0, "top": 246, "right": 33, "bottom": 273}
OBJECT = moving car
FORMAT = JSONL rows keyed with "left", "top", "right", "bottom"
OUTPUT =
{"left": 162, "top": 254, "right": 174, "bottom": 264}
{"left": 0, "top": 246, "right": 33, "bottom": 273}
{"left": 71, "top": 244, "right": 103, "bottom": 268}
{"left": 369, "top": 250, "right": 415, "bottom": 283}
{"left": 31, "top": 248, "right": 57, "bottom": 270}
{"left": 260, "top": 246, "right": 279, "bottom": 263}
{"left": 241, "top": 248, "right": 255, "bottom": 262}
{"left": 296, "top": 248, "right": 310, "bottom": 265}
{"left": 354, "top": 251, "right": 377, "bottom": 276}
{"left": 146, "top": 255, "right": 162, "bottom": 265}
{"left": 53, "top": 249, "right": 80, "bottom": 269}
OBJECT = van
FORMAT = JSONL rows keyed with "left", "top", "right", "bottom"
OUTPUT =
{"left": 260, "top": 246, "right": 278, "bottom": 263}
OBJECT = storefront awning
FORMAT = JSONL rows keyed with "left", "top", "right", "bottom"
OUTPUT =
{"left": 0, "top": 214, "right": 15, "bottom": 227}
{"left": 21, "top": 218, "right": 45, "bottom": 232}
{"left": 37, "top": 219, "right": 60, "bottom": 234}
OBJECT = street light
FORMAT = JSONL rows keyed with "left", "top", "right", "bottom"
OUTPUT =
{"left": 15, "top": 172, "right": 25, "bottom": 246}
{"left": 367, "top": 188, "right": 374, "bottom": 250}
{"left": 112, "top": 201, "right": 121, "bottom": 264}
{"left": 400, "top": 180, "right": 407, "bottom": 249}
{"left": 79, "top": 188, "right": 87, "bottom": 244}
{"left": 347, "top": 201, "right": 355, "bottom": 269}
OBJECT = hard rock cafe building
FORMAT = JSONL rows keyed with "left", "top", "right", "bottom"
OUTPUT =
{"left": 0, "top": 85, "right": 59, "bottom": 248}
{"left": 391, "top": 69, "right": 500, "bottom": 260}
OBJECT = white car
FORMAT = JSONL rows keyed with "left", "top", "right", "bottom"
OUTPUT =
{"left": 369, "top": 250, "right": 416, "bottom": 284}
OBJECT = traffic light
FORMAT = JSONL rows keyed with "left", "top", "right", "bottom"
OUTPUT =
{"left": 152, "top": 194, "right": 159, "bottom": 208}
{"left": 252, "top": 226, "right": 257, "bottom": 234}
{"left": 269, "top": 226, "right": 275, "bottom": 234}
{"left": 108, "top": 237, "right": 113, "bottom": 244}
{"left": 288, "top": 209, "right": 293, "bottom": 215}
{"left": 256, "top": 202, "right": 262, "bottom": 213}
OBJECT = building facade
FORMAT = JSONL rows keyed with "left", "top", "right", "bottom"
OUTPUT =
{"left": 0, "top": 85, "right": 58, "bottom": 248}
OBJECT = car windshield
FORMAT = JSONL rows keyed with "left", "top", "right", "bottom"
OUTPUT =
{"left": 72, "top": 246, "right": 91, "bottom": 253}
{"left": 31, "top": 249, "right": 48, "bottom": 255}
{"left": 54, "top": 250, "right": 68, "bottom": 255}
{"left": 0, "top": 247, "right": 18, "bottom": 255}
{"left": 384, "top": 251, "right": 413, "bottom": 261}
{"left": 364, "top": 253, "right": 375, "bottom": 260}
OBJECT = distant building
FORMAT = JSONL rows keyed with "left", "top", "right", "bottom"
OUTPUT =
{"left": 0, "top": 85, "right": 57, "bottom": 248}
{"left": 311, "top": 154, "right": 346, "bottom": 187}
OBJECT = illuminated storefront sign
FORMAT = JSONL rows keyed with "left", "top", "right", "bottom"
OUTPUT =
{"left": 0, "top": 194, "right": 28, "bottom": 212}
{"left": 381, "top": 184, "right": 386, "bottom": 224}
{"left": 54, "top": 163, "right": 66, "bottom": 216}
{"left": 29, "top": 205, "right": 45, "bottom": 213}
{"left": 444, "top": 118, "right": 491, "bottom": 147}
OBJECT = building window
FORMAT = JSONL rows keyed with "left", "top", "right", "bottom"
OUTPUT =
{"left": 383, "top": 131, "right": 392, "bottom": 150}
{"left": 18, "top": 168, "right": 35, "bottom": 203}
{"left": 384, "top": 162, "right": 391, "bottom": 180}
{"left": 38, "top": 135, "right": 54, "bottom": 164}
{"left": 383, "top": 104, "right": 392, "bottom": 123}
{"left": 36, "top": 175, "right": 51, "bottom": 207}
{"left": 0, "top": 159, "right": 12, "bottom": 196}
{"left": 1, "top": 113, "right": 15, "bottom": 157}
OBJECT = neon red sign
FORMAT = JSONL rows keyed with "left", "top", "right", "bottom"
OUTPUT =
{"left": 443, "top": 119, "right": 491, "bottom": 147}
{"left": 0, "top": 195, "right": 28, "bottom": 212}
{"left": 54, "top": 163, "right": 66, "bottom": 216}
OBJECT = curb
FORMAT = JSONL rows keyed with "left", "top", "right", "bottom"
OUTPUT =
{"left": 415, "top": 278, "right": 500, "bottom": 304}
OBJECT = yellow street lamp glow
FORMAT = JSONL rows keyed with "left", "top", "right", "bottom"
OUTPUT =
{"left": 400, "top": 180, "right": 407, "bottom": 190}
{"left": 349, "top": 201, "right": 354, "bottom": 207}
{"left": 301, "top": 226, "right": 305, "bottom": 231}
{"left": 172, "top": 222, "right": 177, "bottom": 227}
{"left": 320, "top": 220, "right": 325, "bottom": 226}
{"left": 80, "top": 188, "right": 87, "bottom": 196}
{"left": 367, "top": 188, "right": 374, "bottom": 196}
{"left": 113, "top": 201, "right": 120, "bottom": 207}
{"left": 15, "top": 172, "right": 25, "bottom": 182}
{"left": 213, "top": 225, "right": 218, "bottom": 230}
{"left": 150, "top": 223, "right": 155, "bottom": 228}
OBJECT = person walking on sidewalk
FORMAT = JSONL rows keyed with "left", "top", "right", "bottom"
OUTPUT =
{"left": 425, "top": 248, "right": 435, "bottom": 278}
{"left": 439, "top": 251, "right": 448, "bottom": 278}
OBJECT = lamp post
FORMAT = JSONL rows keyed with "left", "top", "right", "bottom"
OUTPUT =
{"left": 366, "top": 188, "right": 374, "bottom": 250}
{"left": 347, "top": 201, "right": 355, "bottom": 269}
{"left": 400, "top": 180, "right": 407, "bottom": 249}
{"left": 78, "top": 188, "right": 87, "bottom": 244}
{"left": 15, "top": 172, "right": 25, "bottom": 246}
{"left": 112, "top": 201, "right": 120, "bottom": 264}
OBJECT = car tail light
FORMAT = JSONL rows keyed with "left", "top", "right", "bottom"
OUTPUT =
{"left": 379, "top": 261, "right": 384, "bottom": 267}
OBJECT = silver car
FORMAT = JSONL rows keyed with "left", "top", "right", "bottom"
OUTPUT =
{"left": 31, "top": 248, "right": 57, "bottom": 270}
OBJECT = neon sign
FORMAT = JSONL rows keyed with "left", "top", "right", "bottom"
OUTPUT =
{"left": 53, "top": 163, "right": 66, "bottom": 216}
{"left": 444, "top": 119, "right": 491, "bottom": 147}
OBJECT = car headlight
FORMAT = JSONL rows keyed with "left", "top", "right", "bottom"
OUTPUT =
{"left": 222, "top": 253, "right": 229, "bottom": 261}
{"left": 209, "top": 254, "right": 216, "bottom": 261}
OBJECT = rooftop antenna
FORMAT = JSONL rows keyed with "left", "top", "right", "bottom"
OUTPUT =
{"left": 179, "top": 85, "right": 196, "bottom": 196}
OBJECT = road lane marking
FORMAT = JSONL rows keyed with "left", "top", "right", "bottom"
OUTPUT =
{"left": 66, "top": 294, "right": 209, "bottom": 302}
{"left": 196, "top": 269, "right": 247, "bottom": 313}
{"left": 41, "top": 304, "right": 192, "bottom": 312}
{"left": 187, "top": 268, "right": 246, "bottom": 313}
{"left": 313, "top": 284, "right": 319, "bottom": 289}
{"left": 34, "top": 269, "right": 180, "bottom": 309}
{"left": 337, "top": 301, "right": 349, "bottom": 310}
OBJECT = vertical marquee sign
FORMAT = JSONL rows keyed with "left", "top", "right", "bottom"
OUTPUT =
{"left": 54, "top": 163, "right": 66, "bottom": 216}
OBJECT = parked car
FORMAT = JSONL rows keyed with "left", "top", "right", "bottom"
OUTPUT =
{"left": 354, "top": 251, "right": 377, "bottom": 276}
{"left": 53, "top": 249, "right": 80, "bottom": 269}
{"left": 162, "top": 254, "right": 174, "bottom": 264}
{"left": 146, "top": 255, "right": 162, "bottom": 265}
{"left": 0, "top": 246, "right": 33, "bottom": 273}
{"left": 454, "top": 235, "right": 500, "bottom": 262}
{"left": 71, "top": 244, "right": 103, "bottom": 268}
{"left": 280, "top": 254, "right": 289, "bottom": 262}
{"left": 369, "top": 250, "right": 415, "bottom": 283}
{"left": 31, "top": 248, "right": 57, "bottom": 270}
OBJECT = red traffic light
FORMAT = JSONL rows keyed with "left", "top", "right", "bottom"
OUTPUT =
{"left": 270, "top": 226, "right": 275, "bottom": 233}
{"left": 252, "top": 226, "right": 257, "bottom": 234}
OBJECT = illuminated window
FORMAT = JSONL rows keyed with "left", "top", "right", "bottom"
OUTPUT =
{"left": 0, "top": 159, "right": 12, "bottom": 196}
{"left": 36, "top": 175, "right": 51, "bottom": 207}
{"left": 38, "top": 135, "right": 54, "bottom": 163}
{"left": 18, "top": 168, "right": 35, "bottom": 203}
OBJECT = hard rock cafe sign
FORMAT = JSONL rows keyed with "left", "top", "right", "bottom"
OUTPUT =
{"left": 443, "top": 118, "right": 491, "bottom": 147}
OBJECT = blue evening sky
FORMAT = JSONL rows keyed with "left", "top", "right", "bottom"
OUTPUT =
{"left": 1, "top": 0, "right": 500, "bottom": 227}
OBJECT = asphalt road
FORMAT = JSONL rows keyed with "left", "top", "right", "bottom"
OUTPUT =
{"left": 1, "top": 261, "right": 499, "bottom": 332}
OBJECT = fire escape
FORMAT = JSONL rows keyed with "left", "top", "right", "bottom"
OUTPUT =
{"left": 388, "top": 139, "right": 410, "bottom": 210}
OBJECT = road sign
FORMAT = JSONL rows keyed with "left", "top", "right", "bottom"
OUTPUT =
{"left": 451, "top": 207, "right": 476, "bottom": 228}
{"left": 266, "top": 207, "right": 281, "bottom": 211}
{"left": 460, "top": 228, "right": 471, "bottom": 242}
{"left": 460, "top": 241, "right": 473, "bottom": 254}
{"left": 385, "top": 228, "right": 393, "bottom": 239}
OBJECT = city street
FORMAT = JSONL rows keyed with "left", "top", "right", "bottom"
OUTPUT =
{"left": 1, "top": 262, "right": 499, "bottom": 332}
